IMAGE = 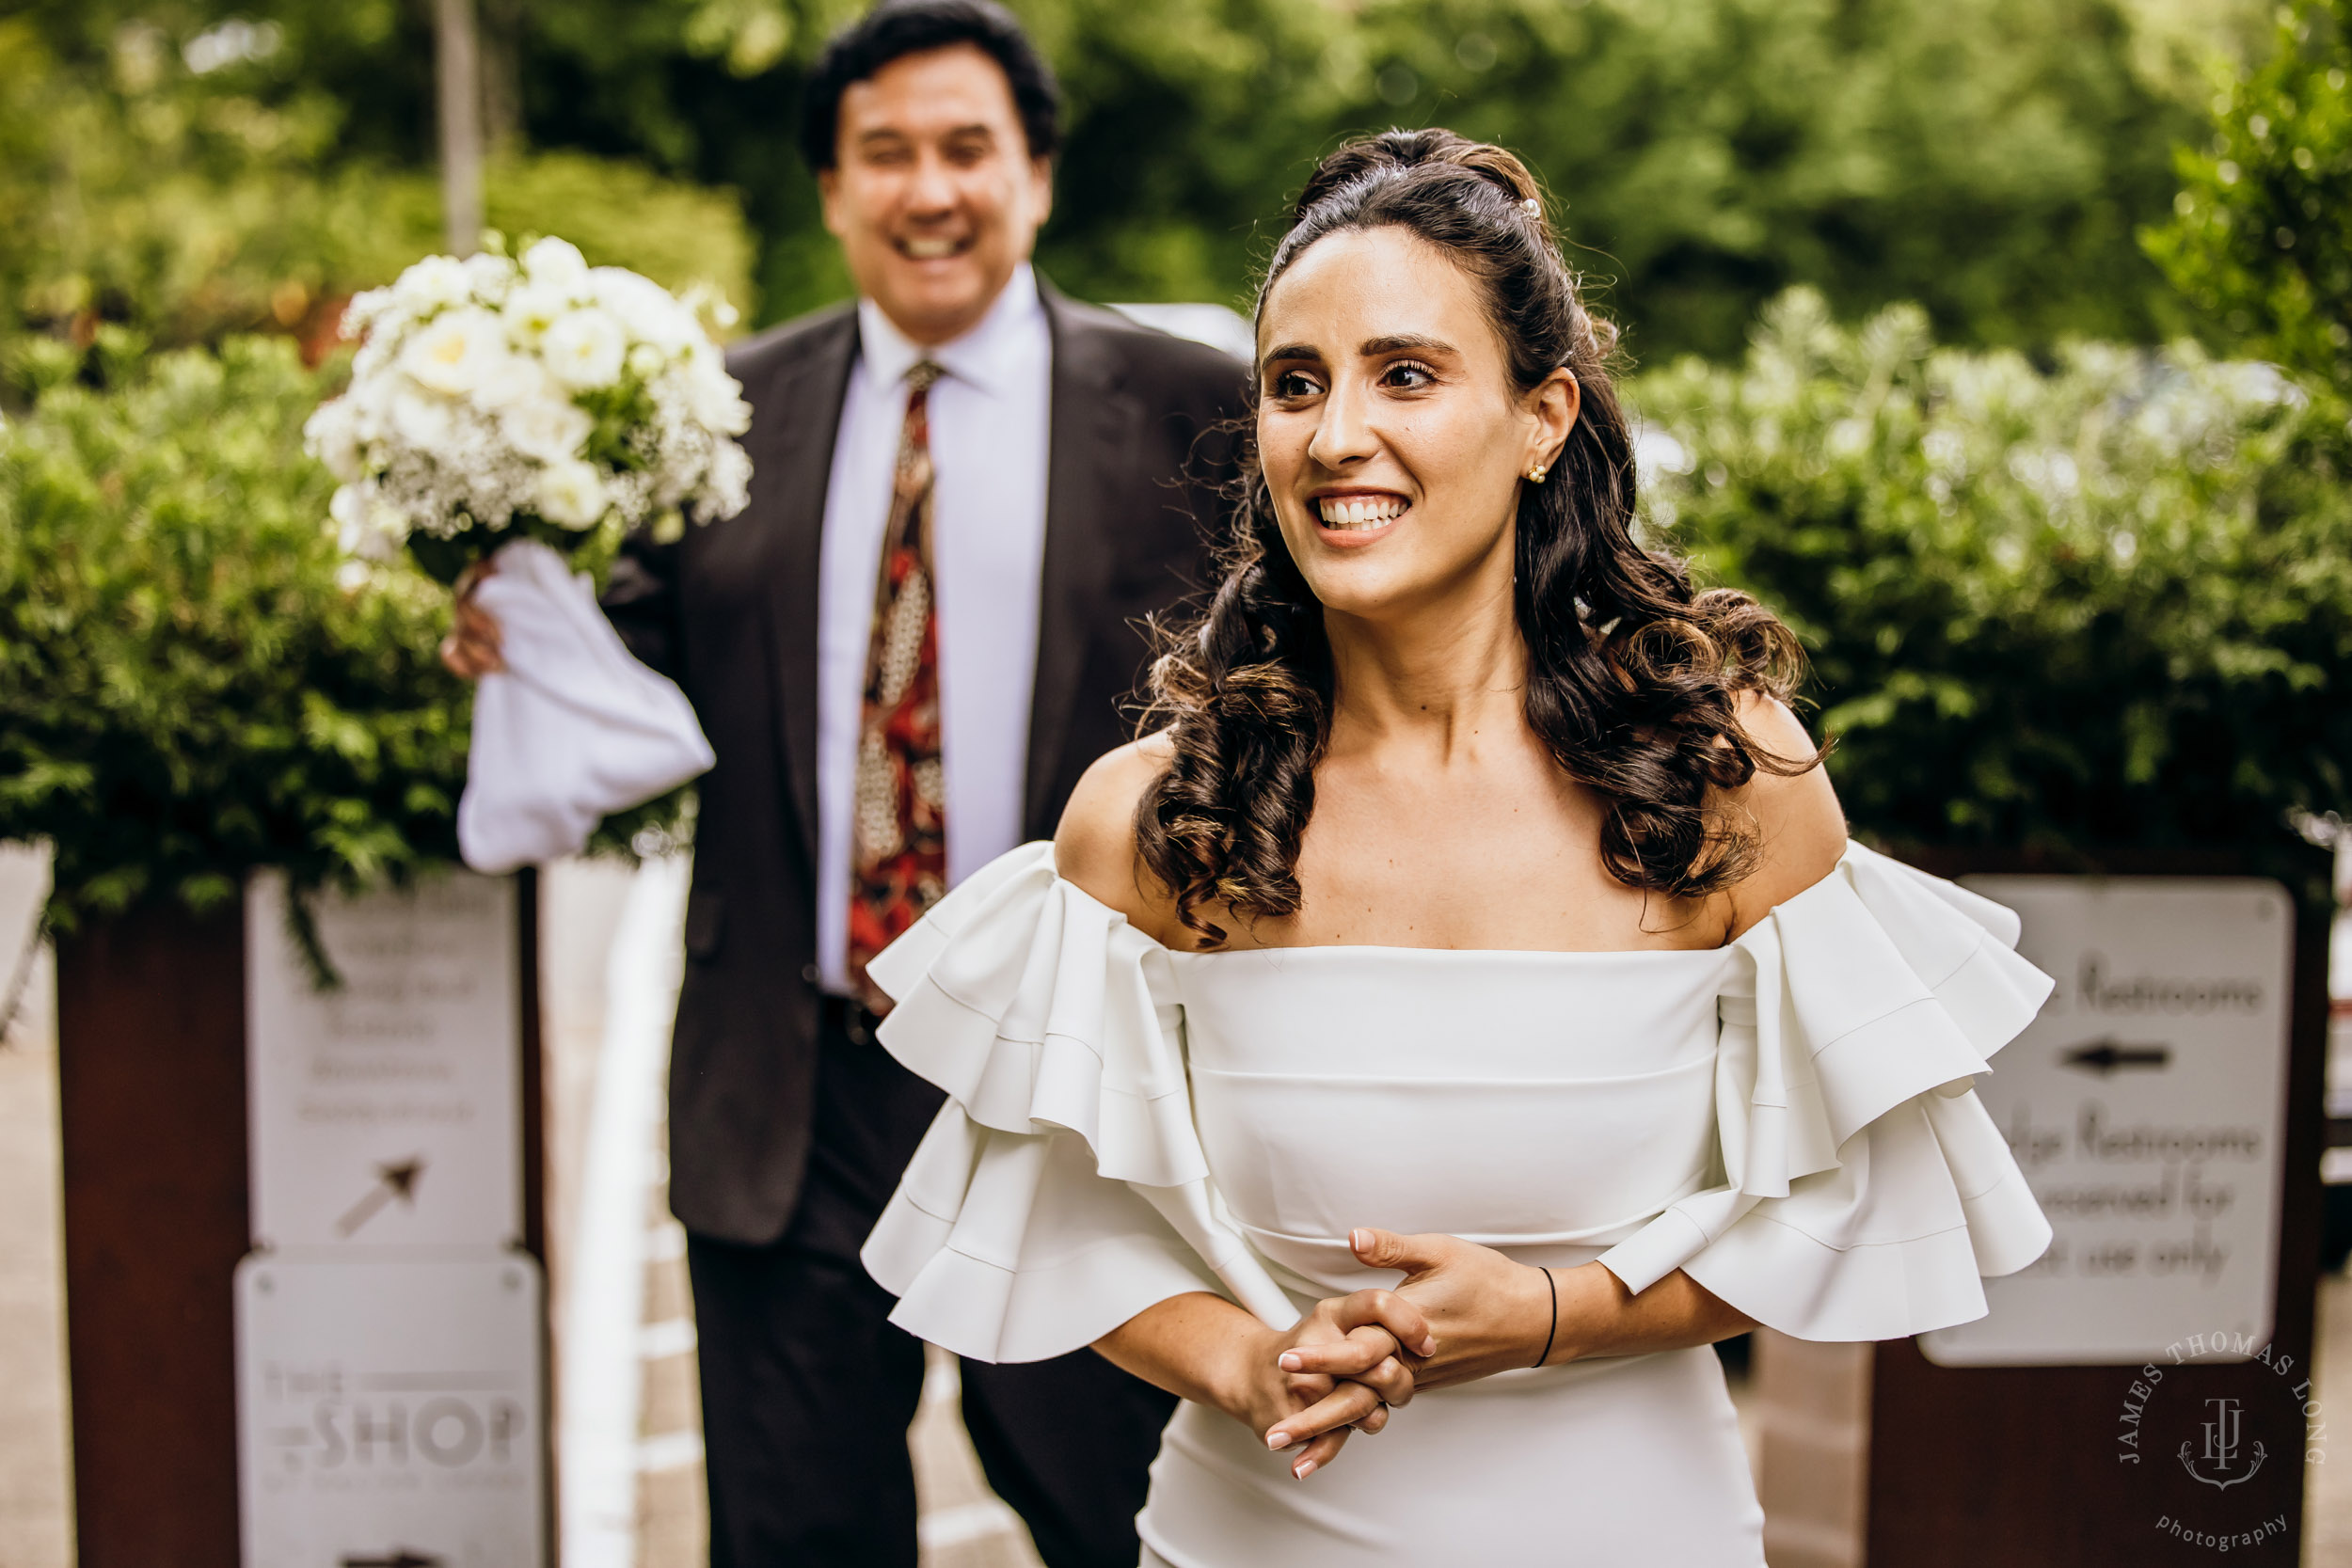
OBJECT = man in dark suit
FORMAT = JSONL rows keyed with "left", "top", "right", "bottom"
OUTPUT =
{"left": 447, "top": 3, "right": 1244, "bottom": 1563}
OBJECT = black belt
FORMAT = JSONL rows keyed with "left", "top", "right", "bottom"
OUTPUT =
{"left": 819, "top": 992, "right": 884, "bottom": 1046}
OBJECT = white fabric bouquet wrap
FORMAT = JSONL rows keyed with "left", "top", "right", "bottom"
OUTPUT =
{"left": 455, "top": 539, "right": 712, "bottom": 873}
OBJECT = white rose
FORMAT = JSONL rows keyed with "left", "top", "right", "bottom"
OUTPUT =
{"left": 462, "top": 251, "right": 517, "bottom": 302}
{"left": 502, "top": 397, "right": 595, "bottom": 465}
{"left": 628, "top": 341, "right": 666, "bottom": 378}
{"left": 689, "top": 375, "right": 753, "bottom": 437}
{"left": 331, "top": 483, "right": 407, "bottom": 561}
{"left": 389, "top": 384, "right": 455, "bottom": 451}
{"left": 542, "top": 308, "right": 627, "bottom": 390}
{"left": 522, "top": 236, "right": 591, "bottom": 291}
{"left": 396, "top": 254, "right": 472, "bottom": 312}
{"left": 502, "top": 278, "right": 575, "bottom": 345}
{"left": 398, "top": 307, "right": 509, "bottom": 397}
{"left": 683, "top": 349, "right": 752, "bottom": 436}
{"left": 590, "top": 267, "right": 691, "bottom": 351}
{"left": 473, "top": 354, "right": 558, "bottom": 412}
{"left": 534, "top": 459, "right": 610, "bottom": 530}
{"left": 302, "top": 399, "right": 364, "bottom": 483}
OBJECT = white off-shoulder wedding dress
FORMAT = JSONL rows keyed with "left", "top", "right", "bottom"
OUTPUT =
{"left": 859, "top": 842, "right": 2056, "bottom": 1566}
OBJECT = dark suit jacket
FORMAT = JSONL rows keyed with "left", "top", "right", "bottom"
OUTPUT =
{"left": 602, "top": 281, "right": 1248, "bottom": 1244}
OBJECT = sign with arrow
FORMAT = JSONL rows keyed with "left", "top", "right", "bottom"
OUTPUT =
{"left": 336, "top": 1159, "right": 427, "bottom": 1239}
{"left": 245, "top": 873, "right": 519, "bottom": 1250}
{"left": 1922, "top": 877, "right": 2293, "bottom": 1367}
{"left": 2060, "top": 1038, "right": 2173, "bottom": 1075}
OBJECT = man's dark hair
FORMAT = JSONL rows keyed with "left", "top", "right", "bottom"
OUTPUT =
{"left": 798, "top": 0, "right": 1061, "bottom": 172}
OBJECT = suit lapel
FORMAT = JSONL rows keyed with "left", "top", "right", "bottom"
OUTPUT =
{"left": 752, "top": 307, "right": 859, "bottom": 872}
{"left": 1025, "top": 284, "right": 1142, "bottom": 836}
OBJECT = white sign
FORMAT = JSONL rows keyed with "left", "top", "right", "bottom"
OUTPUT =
{"left": 1920, "top": 877, "right": 2294, "bottom": 1367}
{"left": 246, "top": 872, "right": 520, "bottom": 1249}
{"left": 237, "top": 1254, "right": 545, "bottom": 1567}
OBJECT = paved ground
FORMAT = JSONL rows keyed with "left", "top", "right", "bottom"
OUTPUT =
{"left": 0, "top": 846, "right": 2346, "bottom": 1566}
{"left": 2307, "top": 1259, "right": 2352, "bottom": 1566}
{"left": 537, "top": 856, "right": 1039, "bottom": 1568}
{"left": 0, "top": 844, "right": 70, "bottom": 1568}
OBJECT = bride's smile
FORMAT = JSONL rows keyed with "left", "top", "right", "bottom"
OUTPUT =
{"left": 1254, "top": 225, "right": 1577, "bottom": 624}
{"left": 1309, "top": 489, "right": 1407, "bottom": 539}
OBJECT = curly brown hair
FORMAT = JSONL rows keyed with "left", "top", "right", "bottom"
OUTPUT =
{"left": 1135, "top": 129, "right": 1821, "bottom": 945}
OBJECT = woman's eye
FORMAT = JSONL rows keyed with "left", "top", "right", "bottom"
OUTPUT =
{"left": 1270, "top": 370, "right": 1323, "bottom": 399}
{"left": 1381, "top": 360, "right": 1437, "bottom": 388}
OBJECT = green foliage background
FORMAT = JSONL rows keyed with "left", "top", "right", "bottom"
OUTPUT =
{"left": 0, "top": 0, "right": 2345, "bottom": 922}
{"left": 2143, "top": 0, "right": 2352, "bottom": 392}
{"left": 1638, "top": 292, "right": 2351, "bottom": 880}
{"left": 0, "top": 336, "right": 464, "bottom": 928}
{"left": 0, "top": 0, "right": 2274, "bottom": 361}
{"left": 0, "top": 335, "right": 685, "bottom": 930}
{"left": 0, "top": 10, "right": 758, "bottom": 350}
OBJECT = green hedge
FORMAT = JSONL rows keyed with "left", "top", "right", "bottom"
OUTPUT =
{"left": 0, "top": 335, "right": 465, "bottom": 930}
{"left": 1636, "top": 289, "right": 2352, "bottom": 891}
{"left": 0, "top": 333, "right": 688, "bottom": 940}
{"left": 5, "top": 303, "right": 2344, "bottom": 934}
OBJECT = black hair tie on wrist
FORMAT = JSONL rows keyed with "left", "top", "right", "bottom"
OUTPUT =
{"left": 1532, "top": 1266, "right": 1558, "bottom": 1369}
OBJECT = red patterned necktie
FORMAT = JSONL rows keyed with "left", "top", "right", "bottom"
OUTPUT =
{"left": 847, "top": 361, "right": 949, "bottom": 1012}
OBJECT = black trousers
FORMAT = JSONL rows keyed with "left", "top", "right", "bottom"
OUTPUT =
{"left": 687, "top": 1000, "right": 1179, "bottom": 1567}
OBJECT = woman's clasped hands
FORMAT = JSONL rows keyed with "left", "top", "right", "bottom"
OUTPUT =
{"left": 1249, "top": 1227, "right": 1561, "bottom": 1481}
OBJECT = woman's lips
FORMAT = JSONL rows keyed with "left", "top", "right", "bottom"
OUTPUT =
{"left": 1313, "top": 493, "right": 1409, "bottom": 546}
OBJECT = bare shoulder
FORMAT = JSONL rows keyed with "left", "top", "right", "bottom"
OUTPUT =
{"left": 1723, "top": 692, "right": 1848, "bottom": 937}
{"left": 1053, "top": 734, "right": 1184, "bottom": 942}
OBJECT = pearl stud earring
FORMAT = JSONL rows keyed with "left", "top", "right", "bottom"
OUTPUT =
{"left": 1526, "top": 465, "right": 1548, "bottom": 483}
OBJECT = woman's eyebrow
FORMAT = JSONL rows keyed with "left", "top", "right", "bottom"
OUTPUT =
{"left": 1359, "top": 333, "right": 1454, "bottom": 357}
{"left": 1260, "top": 342, "right": 1324, "bottom": 363}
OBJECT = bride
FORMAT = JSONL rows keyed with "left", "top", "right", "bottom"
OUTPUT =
{"left": 858, "top": 129, "right": 2054, "bottom": 1563}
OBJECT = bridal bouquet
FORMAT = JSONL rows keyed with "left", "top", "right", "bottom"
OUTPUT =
{"left": 305, "top": 236, "right": 753, "bottom": 583}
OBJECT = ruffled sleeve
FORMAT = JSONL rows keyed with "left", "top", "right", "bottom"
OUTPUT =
{"left": 858, "top": 844, "right": 1301, "bottom": 1363}
{"left": 1594, "top": 843, "right": 2056, "bottom": 1341}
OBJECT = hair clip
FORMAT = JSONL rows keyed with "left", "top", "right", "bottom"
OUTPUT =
{"left": 1520, "top": 197, "right": 1541, "bottom": 216}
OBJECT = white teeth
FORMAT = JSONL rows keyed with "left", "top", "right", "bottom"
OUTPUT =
{"left": 1316, "top": 496, "right": 1406, "bottom": 530}
{"left": 903, "top": 238, "right": 960, "bottom": 260}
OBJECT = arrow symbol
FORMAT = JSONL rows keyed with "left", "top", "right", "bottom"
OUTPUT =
{"left": 334, "top": 1157, "right": 426, "bottom": 1238}
{"left": 340, "top": 1552, "right": 443, "bottom": 1568}
{"left": 2061, "top": 1038, "right": 2172, "bottom": 1075}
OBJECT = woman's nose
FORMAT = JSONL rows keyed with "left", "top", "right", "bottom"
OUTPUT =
{"left": 1307, "top": 381, "right": 1377, "bottom": 470}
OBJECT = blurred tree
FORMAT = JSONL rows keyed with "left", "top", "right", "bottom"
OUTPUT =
{"left": 2142, "top": 0, "right": 2352, "bottom": 391}
{"left": 0, "top": 17, "right": 418, "bottom": 348}
{"left": 0, "top": 8, "right": 757, "bottom": 355}
{"left": 1636, "top": 290, "right": 2352, "bottom": 884}
{"left": 14, "top": 0, "right": 2259, "bottom": 359}
{"left": 513, "top": 0, "right": 2246, "bottom": 357}
{"left": 1041, "top": 0, "right": 2237, "bottom": 359}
